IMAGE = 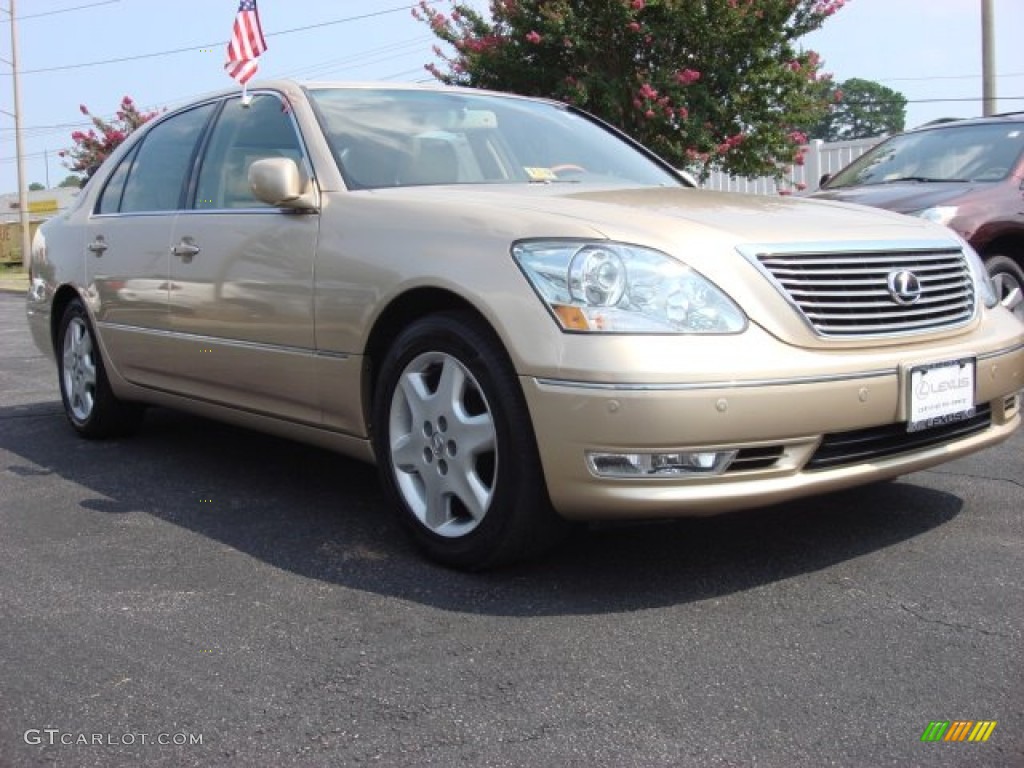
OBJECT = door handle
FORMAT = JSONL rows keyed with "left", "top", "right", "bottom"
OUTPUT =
{"left": 171, "top": 239, "right": 200, "bottom": 263}
{"left": 87, "top": 237, "right": 108, "bottom": 255}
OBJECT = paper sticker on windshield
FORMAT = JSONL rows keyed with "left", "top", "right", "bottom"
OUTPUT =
{"left": 525, "top": 167, "right": 558, "bottom": 182}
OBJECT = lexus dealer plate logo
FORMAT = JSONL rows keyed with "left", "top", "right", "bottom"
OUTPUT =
{"left": 887, "top": 269, "right": 923, "bottom": 305}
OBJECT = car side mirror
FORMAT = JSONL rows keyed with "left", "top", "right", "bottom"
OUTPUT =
{"left": 248, "top": 157, "right": 318, "bottom": 211}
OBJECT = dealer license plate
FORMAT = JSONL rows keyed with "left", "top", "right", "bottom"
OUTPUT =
{"left": 907, "top": 359, "right": 976, "bottom": 433}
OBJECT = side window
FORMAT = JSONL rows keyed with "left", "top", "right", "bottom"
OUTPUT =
{"left": 96, "top": 143, "right": 139, "bottom": 215}
{"left": 195, "top": 94, "right": 306, "bottom": 210}
{"left": 120, "top": 104, "right": 216, "bottom": 213}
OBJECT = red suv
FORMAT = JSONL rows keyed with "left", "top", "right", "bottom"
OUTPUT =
{"left": 812, "top": 113, "right": 1024, "bottom": 320}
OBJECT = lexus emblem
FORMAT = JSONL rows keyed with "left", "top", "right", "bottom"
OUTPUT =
{"left": 887, "top": 270, "right": 922, "bottom": 305}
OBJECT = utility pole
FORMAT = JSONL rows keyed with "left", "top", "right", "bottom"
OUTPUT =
{"left": 981, "top": 0, "right": 996, "bottom": 116}
{"left": 7, "top": 0, "right": 31, "bottom": 264}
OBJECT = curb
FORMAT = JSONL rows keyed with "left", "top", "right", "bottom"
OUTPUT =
{"left": 0, "top": 271, "right": 28, "bottom": 295}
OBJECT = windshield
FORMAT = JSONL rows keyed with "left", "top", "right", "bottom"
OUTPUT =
{"left": 307, "top": 87, "right": 682, "bottom": 190}
{"left": 825, "top": 122, "right": 1024, "bottom": 188}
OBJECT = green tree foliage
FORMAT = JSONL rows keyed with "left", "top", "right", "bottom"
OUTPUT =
{"left": 415, "top": 0, "right": 848, "bottom": 179}
{"left": 28, "top": 182, "right": 45, "bottom": 191}
{"left": 807, "top": 77, "right": 906, "bottom": 140}
{"left": 59, "top": 96, "right": 161, "bottom": 179}
{"left": 58, "top": 174, "right": 83, "bottom": 188}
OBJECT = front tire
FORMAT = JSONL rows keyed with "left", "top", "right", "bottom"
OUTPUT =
{"left": 372, "top": 312, "right": 568, "bottom": 569}
{"left": 57, "top": 298, "right": 143, "bottom": 438}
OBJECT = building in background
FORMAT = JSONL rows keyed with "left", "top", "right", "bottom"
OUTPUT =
{"left": 0, "top": 186, "right": 80, "bottom": 263}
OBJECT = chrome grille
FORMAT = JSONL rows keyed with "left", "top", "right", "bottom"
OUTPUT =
{"left": 755, "top": 247, "right": 976, "bottom": 337}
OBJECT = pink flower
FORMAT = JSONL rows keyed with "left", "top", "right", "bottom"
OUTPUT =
{"left": 675, "top": 68, "right": 701, "bottom": 85}
{"left": 627, "top": 21, "right": 641, "bottom": 32}
{"left": 833, "top": 89, "right": 844, "bottom": 102}
{"left": 788, "top": 130, "right": 808, "bottom": 145}
{"left": 788, "top": 60, "right": 801, "bottom": 72}
{"left": 644, "top": 109, "right": 655, "bottom": 119}
{"left": 795, "top": 182, "right": 807, "bottom": 191}
{"left": 525, "top": 30, "right": 542, "bottom": 44}
{"left": 631, "top": 0, "right": 645, "bottom": 9}
{"left": 639, "top": 83, "right": 658, "bottom": 100}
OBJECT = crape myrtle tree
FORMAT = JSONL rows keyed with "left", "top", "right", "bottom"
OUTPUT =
{"left": 59, "top": 96, "right": 161, "bottom": 180}
{"left": 415, "top": 0, "right": 847, "bottom": 181}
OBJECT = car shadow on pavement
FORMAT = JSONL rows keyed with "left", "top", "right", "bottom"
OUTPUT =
{"left": 0, "top": 402, "right": 963, "bottom": 617}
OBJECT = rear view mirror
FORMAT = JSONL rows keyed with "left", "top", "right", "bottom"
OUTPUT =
{"left": 249, "top": 158, "right": 318, "bottom": 211}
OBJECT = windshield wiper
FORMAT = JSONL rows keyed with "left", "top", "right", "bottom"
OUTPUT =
{"left": 880, "top": 176, "right": 969, "bottom": 184}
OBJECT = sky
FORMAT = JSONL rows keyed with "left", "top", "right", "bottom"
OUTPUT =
{"left": 1, "top": 0, "right": 1022, "bottom": 194}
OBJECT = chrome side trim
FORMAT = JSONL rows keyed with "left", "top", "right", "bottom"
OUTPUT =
{"left": 978, "top": 341, "right": 1024, "bottom": 361}
{"left": 533, "top": 368, "right": 895, "bottom": 392}
{"left": 97, "top": 322, "right": 349, "bottom": 359}
{"left": 532, "top": 339, "right": 1024, "bottom": 391}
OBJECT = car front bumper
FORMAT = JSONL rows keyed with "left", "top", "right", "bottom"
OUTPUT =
{"left": 521, "top": 330, "right": 1024, "bottom": 521}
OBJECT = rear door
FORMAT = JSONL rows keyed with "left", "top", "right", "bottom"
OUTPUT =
{"left": 85, "top": 102, "right": 217, "bottom": 388}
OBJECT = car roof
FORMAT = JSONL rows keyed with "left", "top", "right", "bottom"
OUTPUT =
{"left": 907, "top": 111, "right": 1024, "bottom": 133}
{"left": 185, "top": 79, "right": 564, "bottom": 109}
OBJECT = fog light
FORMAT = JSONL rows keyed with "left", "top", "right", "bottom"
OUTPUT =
{"left": 587, "top": 450, "right": 738, "bottom": 478}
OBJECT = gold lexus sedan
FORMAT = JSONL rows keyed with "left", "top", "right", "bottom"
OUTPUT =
{"left": 26, "top": 81, "right": 1024, "bottom": 568}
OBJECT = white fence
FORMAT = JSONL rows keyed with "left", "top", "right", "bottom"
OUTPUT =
{"left": 703, "top": 137, "right": 881, "bottom": 196}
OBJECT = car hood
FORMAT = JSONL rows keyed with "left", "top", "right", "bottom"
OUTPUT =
{"left": 809, "top": 181, "right": 981, "bottom": 214}
{"left": 374, "top": 183, "right": 948, "bottom": 248}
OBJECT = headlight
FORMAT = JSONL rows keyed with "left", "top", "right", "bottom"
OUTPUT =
{"left": 513, "top": 241, "right": 747, "bottom": 333}
{"left": 909, "top": 210, "right": 998, "bottom": 310}
{"left": 911, "top": 206, "right": 959, "bottom": 226}
{"left": 961, "top": 241, "right": 999, "bottom": 310}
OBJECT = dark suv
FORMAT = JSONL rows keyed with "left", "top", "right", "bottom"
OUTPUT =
{"left": 812, "top": 113, "right": 1024, "bottom": 320}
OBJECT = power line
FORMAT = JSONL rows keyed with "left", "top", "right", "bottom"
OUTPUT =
{"left": 0, "top": 0, "right": 120, "bottom": 23}
{"left": 272, "top": 36, "right": 431, "bottom": 80}
{"left": 880, "top": 71, "right": 1024, "bottom": 83}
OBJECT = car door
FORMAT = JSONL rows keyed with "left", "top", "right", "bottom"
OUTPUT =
{"left": 166, "top": 92, "right": 320, "bottom": 424}
{"left": 85, "top": 102, "right": 217, "bottom": 389}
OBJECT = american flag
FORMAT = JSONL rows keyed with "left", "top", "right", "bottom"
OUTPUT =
{"left": 224, "top": 0, "right": 267, "bottom": 85}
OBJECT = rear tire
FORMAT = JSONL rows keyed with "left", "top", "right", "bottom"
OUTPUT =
{"left": 57, "top": 298, "right": 144, "bottom": 438}
{"left": 371, "top": 312, "right": 569, "bottom": 569}
{"left": 985, "top": 254, "right": 1024, "bottom": 321}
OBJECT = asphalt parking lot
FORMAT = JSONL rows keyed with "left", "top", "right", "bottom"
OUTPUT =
{"left": 1, "top": 290, "right": 1021, "bottom": 767}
